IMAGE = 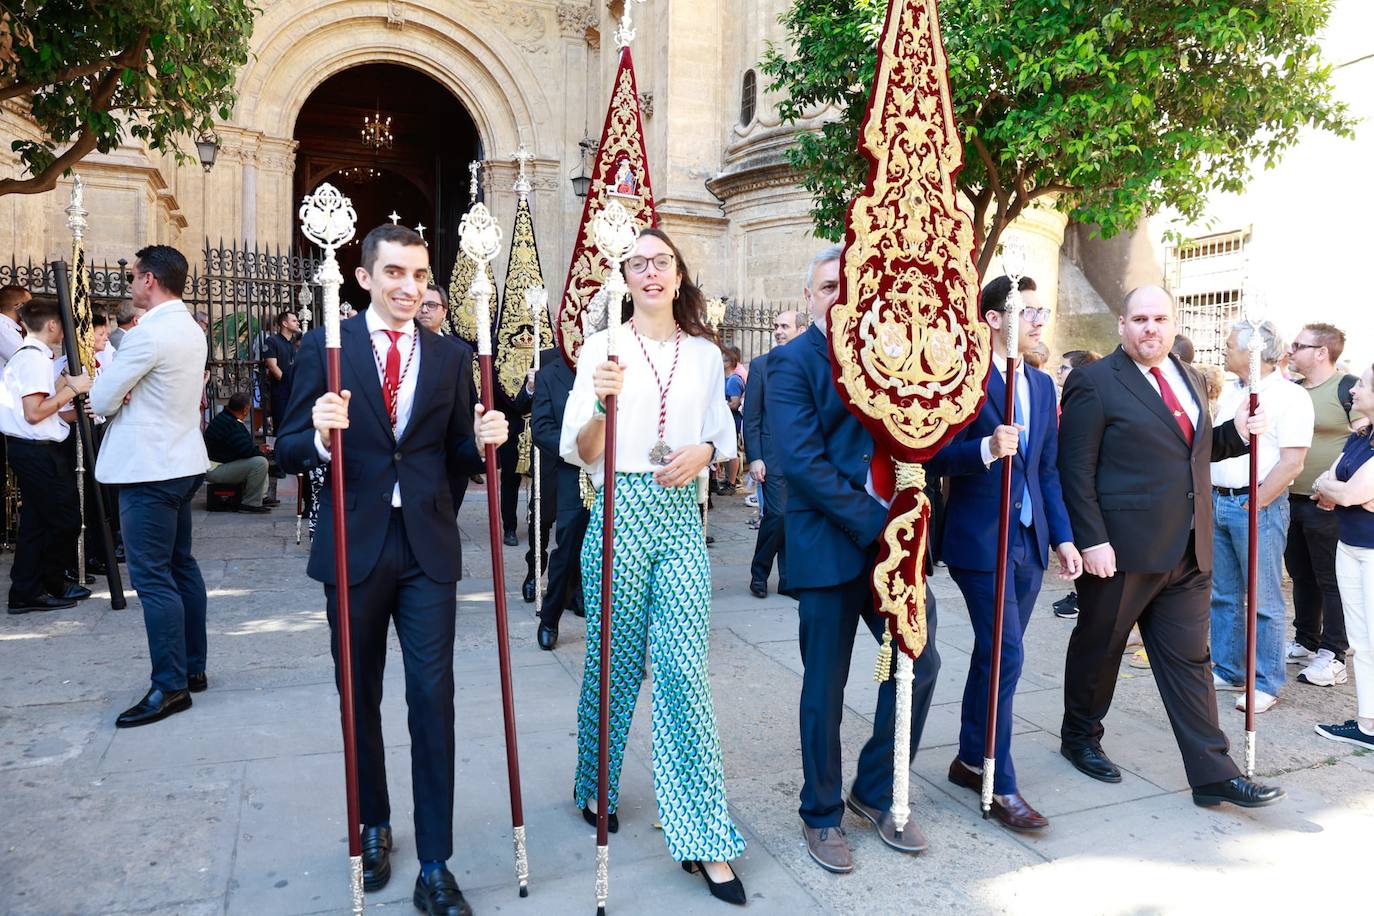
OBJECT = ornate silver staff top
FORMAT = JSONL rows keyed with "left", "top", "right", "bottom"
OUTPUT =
{"left": 459, "top": 203, "right": 503, "bottom": 357}
{"left": 1244, "top": 292, "right": 1265, "bottom": 392}
{"left": 1000, "top": 241, "right": 1029, "bottom": 360}
{"left": 615, "top": 0, "right": 647, "bottom": 49}
{"left": 591, "top": 200, "right": 640, "bottom": 359}
{"left": 299, "top": 183, "right": 358, "bottom": 348}
{"left": 513, "top": 144, "right": 535, "bottom": 202}
{"left": 469, "top": 160, "right": 483, "bottom": 202}
{"left": 66, "top": 175, "right": 88, "bottom": 243}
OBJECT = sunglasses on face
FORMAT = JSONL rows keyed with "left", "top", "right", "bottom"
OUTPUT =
{"left": 1290, "top": 342, "right": 1324, "bottom": 352}
{"left": 625, "top": 254, "right": 676, "bottom": 275}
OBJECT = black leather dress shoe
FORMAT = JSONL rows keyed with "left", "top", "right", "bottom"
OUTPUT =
{"left": 503, "top": 531, "right": 518, "bottom": 547}
{"left": 749, "top": 582, "right": 767, "bottom": 599}
{"left": 87, "top": 558, "right": 110, "bottom": 576}
{"left": 49, "top": 584, "right": 92, "bottom": 601}
{"left": 522, "top": 575, "right": 536, "bottom": 603}
{"left": 237, "top": 504, "right": 271, "bottom": 514}
{"left": 537, "top": 622, "right": 558, "bottom": 651}
{"left": 116, "top": 687, "right": 192, "bottom": 728}
{"left": 1192, "top": 776, "right": 1286, "bottom": 808}
{"left": 361, "top": 825, "right": 391, "bottom": 891}
{"left": 263, "top": 497, "right": 282, "bottom": 507}
{"left": 188, "top": 672, "right": 208, "bottom": 694}
{"left": 413, "top": 868, "right": 472, "bottom": 916}
{"left": 581, "top": 804, "right": 618, "bottom": 833}
{"left": 63, "top": 569, "right": 96, "bottom": 585}
{"left": 1060, "top": 743, "right": 1122, "bottom": 783}
{"left": 8, "top": 593, "right": 77, "bottom": 614}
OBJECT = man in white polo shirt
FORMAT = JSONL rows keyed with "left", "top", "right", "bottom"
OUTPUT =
{"left": 0, "top": 296, "right": 93, "bottom": 613}
{"left": 1210, "top": 320, "right": 1314, "bottom": 713}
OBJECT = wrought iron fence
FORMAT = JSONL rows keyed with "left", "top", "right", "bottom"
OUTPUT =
{"left": 717, "top": 298, "right": 807, "bottom": 366}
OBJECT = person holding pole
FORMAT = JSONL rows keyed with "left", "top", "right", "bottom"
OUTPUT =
{"left": 276, "top": 222, "right": 508, "bottom": 916}
{"left": 1057, "top": 285, "right": 1285, "bottom": 809}
{"left": 927, "top": 274, "right": 1080, "bottom": 831}
{"left": 561, "top": 226, "right": 747, "bottom": 906}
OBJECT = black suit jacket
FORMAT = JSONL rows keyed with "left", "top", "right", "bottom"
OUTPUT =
{"left": 1057, "top": 346, "right": 1248, "bottom": 574}
{"left": 531, "top": 348, "right": 582, "bottom": 516}
{"left": 742, "top": 352, "right": 773, "bottom": 467}
{"left": 276, "top": 315, "right": 484, "bottom": 585}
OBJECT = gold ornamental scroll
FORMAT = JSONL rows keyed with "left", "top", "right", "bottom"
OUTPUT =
{"left": 830, "top": 0, "right": 989, "bottom": 660}
{"left": 556, "top": 44, "right": 658, "bottom": 367}
{"left": 494, "top": 196, "right": 553, "bottom": 400}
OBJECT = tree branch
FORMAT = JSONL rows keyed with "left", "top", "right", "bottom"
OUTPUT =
{"left": 0, "top": 55, "right": 127, "bottom": 103}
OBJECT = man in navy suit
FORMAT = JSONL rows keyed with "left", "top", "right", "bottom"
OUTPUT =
{"left": 277, "top": 224, "right": 508, "bottom": 916}
{"left": 767, "top": 245, "right": 941, "bottom": 874}
{"left": 927, "top": 275, "right": 1082, "bottom": 831}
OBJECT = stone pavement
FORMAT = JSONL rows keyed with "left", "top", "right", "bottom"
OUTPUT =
{"left": 0, "top": 478, "right": 1369, "bottom": 915}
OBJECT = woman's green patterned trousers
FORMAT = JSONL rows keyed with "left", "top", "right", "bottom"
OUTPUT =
{"left": 574, "top": 472, "right": 746, "bottom": 862}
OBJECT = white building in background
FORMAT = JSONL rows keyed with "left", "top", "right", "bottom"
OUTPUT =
{"left": 1149, "top": 0, "right": 1374, "bottom": 370}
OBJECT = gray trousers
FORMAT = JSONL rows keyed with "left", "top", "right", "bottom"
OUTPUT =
{"left": 206, "top": 456, "right": 269, "bottom": 507}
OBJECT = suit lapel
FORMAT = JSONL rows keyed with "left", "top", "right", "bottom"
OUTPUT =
{"left": 986, "top": 362, "right": 1008, "bottom": 425}
{"left": 1112, "top": 347, "right": 1189, "bottom": 447}
{"left": 399, "top": 329, "right": 439, "bottom": 446}
{"left": 342, "top": 316, "right": 393, "bottom": 440}
{"left": 1174, "top": 356, "right": 1209, "bottom": 456}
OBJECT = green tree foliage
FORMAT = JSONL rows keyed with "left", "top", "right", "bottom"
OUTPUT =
{"left": 0, "top": 0, "right": 255, "bottom": 198}
{"left": 762, "top": 0, "right": 1355, "bottom": 274}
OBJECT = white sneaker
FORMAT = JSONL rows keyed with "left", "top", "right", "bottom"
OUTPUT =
{"left": 1212, "top": 671, "right": 1243, "bottom": 691}
{"left": 1286, "top": 641, "right": 1315, "bottom": 665}
{"left": 744, "top": 493, "right": 759, "bottom": 508}
{"left": 1298, "top": 649, "right": 1348, "bottom": 687}
{"left": 1235, "top": 690, "right": 1278, "bottom": 714}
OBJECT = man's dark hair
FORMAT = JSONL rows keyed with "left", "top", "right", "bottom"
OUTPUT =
{"left": 1063, "top": 349, "right": 1101, "bottom": 370}
{"left": 1170, "top": 334, "right": 1195, "bottom": 364}
{"left": 359, "top": 224, "right": 426, "bottom": 275}
{"left": 979, "top": 275, "right": 1038, "bottom": 318}
{"left": 18, "top": 296, "right": 61, "bottom": 333}
{"left": 134, "top": 245, "right": 188, "bottom": 297}
{"left": 226, "top": 392, "right": 251, "bottom": 414}
{"left": 424, "top": 284, "right": 449, "bottom": 308}
{"left": 93, "top": 312, "right": 107, "bottom": 328}
{"left": 276, "top": 309, "right": 297, "bottom": 329}
{"left": 0, "top": 283, "right": 30, "bottom": 312}
{"left": 1303, "top": 322, "right": 1345, "bottom": 363}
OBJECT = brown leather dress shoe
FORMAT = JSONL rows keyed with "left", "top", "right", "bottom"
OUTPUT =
{"left": 947, "top": 758, "right": 1049, "bottom": 832}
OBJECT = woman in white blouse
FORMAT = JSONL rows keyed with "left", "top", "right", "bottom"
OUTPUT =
{"left": 560, "top": 228, "right": 747, "bottom": 905}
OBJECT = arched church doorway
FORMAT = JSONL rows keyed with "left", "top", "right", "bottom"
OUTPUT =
{"left": 292, "top": 63, "right": 480, "bottom": 309}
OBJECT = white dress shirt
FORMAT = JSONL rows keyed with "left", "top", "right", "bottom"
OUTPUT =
{"left": 0, "top": 338, "right": 70, "bottom": 442}
{"left": 1211, "top": 369, "right": 1314, "bottom": 488}
{"left": 1135, "top": 355, "right": 1200, "bottom": 429}
{"left": 0, "top": 313, "right": 25, "bottom": 369}
{"left": 314, "top": 307, "right": 420, "bottom": 507}
{"left": 561, "top": 323, "right": 738, "bottom": 487}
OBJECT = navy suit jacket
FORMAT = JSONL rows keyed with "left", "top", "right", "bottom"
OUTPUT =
{"left": 927, "top": 362, "right": 1073, "bottom": 572}
{"left": 742, "top": 352, "right": 774, "bottom": 467}
{"left": 531, "top": 347, "right": 583, "bottom": 517}
{"left": 276, "top": 315, "right": 484, "bottom": 586}
{"left": 767, "top": 324, "right": 889, "bottom": 590}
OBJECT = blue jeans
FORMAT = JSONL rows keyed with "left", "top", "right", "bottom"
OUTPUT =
{"left": 1210, "top": 491, "right": 1289, "bottom": 696}
{"left": 120, "top": 475, "right": 208, "bottom": 692}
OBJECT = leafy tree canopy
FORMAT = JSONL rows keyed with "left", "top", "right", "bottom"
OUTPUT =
{"left": 762, "top": 0, "right": 1355, "bottom": 274}
{"left": 0, "top": 0, "right": 255, "bottom": 198}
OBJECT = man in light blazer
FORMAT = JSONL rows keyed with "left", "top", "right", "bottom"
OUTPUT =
{"left": 90, "top": 245, "right": 211, "bottom": 729}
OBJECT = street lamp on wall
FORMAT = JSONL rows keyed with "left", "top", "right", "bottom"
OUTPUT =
{"left": 195, "top": 134, "right": 220, "bottom": 173}
{"left": 570, "top": 134, "right": 598, "bottom": 199}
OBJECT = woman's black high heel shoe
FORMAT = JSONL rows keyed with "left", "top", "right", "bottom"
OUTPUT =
{"left": 682, "top": 860, "right": 746, "bottom": 906}
{"left": 581, "top": 805, "right": 619, "bottom": 834}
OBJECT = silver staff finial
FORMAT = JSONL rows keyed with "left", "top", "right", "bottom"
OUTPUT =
{"left": 415, "top": 222, "right": 427, "bottom": 242}
{"left": 513, "top": 144, "right": 535, "bottom": 201}
{"left": 388, "top": 210, "right": 401, "bottom": 225}
{"left": 469, "top": 160, "right": 482, "bottom": 201}
{"left": 66, "top": 175, "right": 88, "bottom": 244}
{"left": 615, "top": 0, "right": 647, "bottom": 49}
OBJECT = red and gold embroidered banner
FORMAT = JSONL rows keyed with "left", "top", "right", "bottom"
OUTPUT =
{"left": 556, "top": 45, "right": 658, "bottom": 368}
{"left": 831, "top": 0, "right": 990, "bottom": 658}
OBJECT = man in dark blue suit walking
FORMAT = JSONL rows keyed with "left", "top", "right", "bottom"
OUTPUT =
{"left": 767, "top": 246, "right": 941, "bottom": 874}
{"left": 927, "top": 275, "right": 1081, "bottom": 832}
{"left": 277, "top": 224, "right": 508, "bottom": 916}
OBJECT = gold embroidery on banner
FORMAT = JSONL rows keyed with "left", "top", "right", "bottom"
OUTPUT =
{"left": 558, "top": 50, "right": 655, "bottom": 365}
{"left": 495, "top": 196, "right": 554, "bottom": 400}
{"left": 448, "top": 249, "right": 497, "bottom": 343}
{"left": 873, "top": 477, "right": 930, "bottom": 658}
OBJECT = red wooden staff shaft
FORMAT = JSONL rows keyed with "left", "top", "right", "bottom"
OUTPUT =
{"left": 597, "top": 366, "right": 618, "bottom": 850}
{"left": 984, "top": 355, "right": 1018, "bottom": 810}
{"left": 478, "top": 353, "right": 526, "bottom": 831}
{"left": 326, "top": 347, "right": 362, "bottom": 862}
{"left": 1245, "top": 389, "right": 1260, "bottom": 736}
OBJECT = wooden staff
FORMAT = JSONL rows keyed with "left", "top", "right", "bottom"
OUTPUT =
{"left": 51, "top": 261, "right": 127, "bottom": 610}
{"left": 460, "top": 202, "right": 530, "bottom": 897}
{"left": 589, "top": 200, "right": 638, "bottom": 916}
{"left": 299, "top": 184, "right": 364, "bottom": 914}
{"left": 983, "top": 252, "right": 1027, "bottom": 817}
{"left": 1243, "top": 314, "right": 1264, "bottom": 776}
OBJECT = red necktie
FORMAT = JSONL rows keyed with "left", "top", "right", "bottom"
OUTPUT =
{"left": 1149, "top": 366, "right": 1195, "bottom": 447}
{"left": 382, "top": 330, "right": 402, "bottom": 424}
{"left": 871, "top": 441, "right": 896, "bottom": 503}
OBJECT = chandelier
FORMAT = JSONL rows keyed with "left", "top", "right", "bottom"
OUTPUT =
{"left": 361, "top": 111, "right": 393, "bottom": 150}
{"left": 338, "top": 166, "right": 382, "bottom": 184}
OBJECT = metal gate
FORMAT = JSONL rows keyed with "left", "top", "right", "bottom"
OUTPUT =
{"left": 718, "top": 299, "right": 807, "bottom": 366}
